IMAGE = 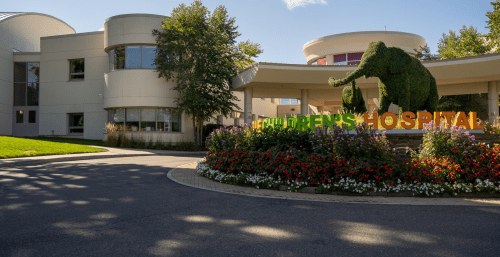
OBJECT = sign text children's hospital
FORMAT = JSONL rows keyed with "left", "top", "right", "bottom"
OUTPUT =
{"left": 251, "top": 112, "right": 484, "bottom": 131}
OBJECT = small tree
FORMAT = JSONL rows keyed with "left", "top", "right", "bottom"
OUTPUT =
{"left": 153, "top": 1, "right": 262, "bottom": 149}
{"left": 413, "top": 44, "right": 439, "bottom": 61}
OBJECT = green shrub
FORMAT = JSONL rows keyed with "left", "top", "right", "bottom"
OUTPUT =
{"left": 176, "top": 141, "right": 197, "bottom": 151}
{"left": 419, "top": 121, "right": 476, "bottom": 159}
{"left": 120, "top": 136, "right": 132, "bottom": 148}
{"left": 155, "top": 141, "right": 165, "bottom": 150}
{"left": 105, "top": 133, "right": 119, "bottom": 147}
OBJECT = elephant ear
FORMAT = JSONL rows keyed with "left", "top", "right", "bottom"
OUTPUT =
{"left": 388, "top": 47, "right": 413, "bottom": 74}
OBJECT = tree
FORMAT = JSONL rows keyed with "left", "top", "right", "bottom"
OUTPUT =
{"left": 486, "top": 0, "right": 500, "bottom": 53}
{"left": 153, "top": 1, "right": 262, "bottom": 149}
{"left": 413, "top": 44, "right": 439, "bottom": 61}
{"left": 438, "top": 25, "right": 492, "bottom": 59}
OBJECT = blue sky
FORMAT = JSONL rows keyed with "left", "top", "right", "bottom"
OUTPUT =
{"left": 3, "top": 0, "right": 496, "bottom": 64}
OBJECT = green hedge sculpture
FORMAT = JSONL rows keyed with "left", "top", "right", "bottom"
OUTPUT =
{"left": 328, "top": 41, "right": 439, "bottom": 115}
{"left": 340, "top": 71, "right": 367, "bottom": 114}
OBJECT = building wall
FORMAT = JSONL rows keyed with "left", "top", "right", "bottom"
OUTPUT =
{"left": 0, "top": 13, "right": 74, "bottom": 136}
{"left": 39, "top": 32, "right": 107, "bottom": 139}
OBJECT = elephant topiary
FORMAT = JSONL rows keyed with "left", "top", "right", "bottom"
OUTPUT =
{"left": 340, "top": 71, "right": 367, "bottom": 114}
{"left": 329, "top": 41, "right": 439, "bottom": 115}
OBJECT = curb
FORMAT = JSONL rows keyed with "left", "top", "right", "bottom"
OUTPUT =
{"left": 167, "top": 164, "right": 500, "bottom": 205}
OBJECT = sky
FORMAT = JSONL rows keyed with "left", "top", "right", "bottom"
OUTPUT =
{"left": 3, "top": 0, "right": 496, "bottom": 64}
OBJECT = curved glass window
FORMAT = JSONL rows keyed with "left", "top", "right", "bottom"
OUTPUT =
{"left": 107, "top": 108, "right": 181, "bottom": 133}
{"left": 109, "top": 45, "right": 157, "bottom": 70}
{"left": 313, "top": 52, "right": 364, "bottom": 65}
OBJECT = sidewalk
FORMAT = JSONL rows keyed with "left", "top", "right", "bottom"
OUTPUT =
{"left": 0, "top": 146, "right": 207, "bottom": 168}
{"left": 168, "top": 163, "right": 500, "bottom": 206}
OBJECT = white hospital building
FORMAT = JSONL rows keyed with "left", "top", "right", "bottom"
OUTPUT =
{"left": 1, "top": 12, "right": 499, "bottom": 141}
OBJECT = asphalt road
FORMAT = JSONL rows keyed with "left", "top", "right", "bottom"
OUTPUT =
{"left": 1, "top": 155, "right": 500, "bottom": 257}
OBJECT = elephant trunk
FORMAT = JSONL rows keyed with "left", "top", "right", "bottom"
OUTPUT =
{"left": 328, "top": 67, "right": 366, "bottom": 87}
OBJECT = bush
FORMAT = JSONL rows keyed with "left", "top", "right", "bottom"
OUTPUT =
{"left": 105, "top": 133, "right": 119, "bottom": 147}
{"left": 176, "top": 141, "right": 197, "bottom": 151}
{"left": 418, "top": 121, "right": 476, "bottom": 159}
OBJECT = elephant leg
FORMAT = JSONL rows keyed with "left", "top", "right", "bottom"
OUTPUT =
{"left": 378, "top": 95, "right": 391, "bottom": 116}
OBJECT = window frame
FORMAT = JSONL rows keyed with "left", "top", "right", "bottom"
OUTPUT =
{"left": 69, "top": 58, "right": 85, "bottom": 81}
{"left": 108, "top": 108, "right": 181, "bottom": 133}
{"left": 68, "top": 113, "right": 84, "bottom": 135}
{"left": 110, "top": 45, "right": 157, "bottom": 70}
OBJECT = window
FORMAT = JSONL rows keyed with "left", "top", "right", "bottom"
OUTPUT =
{"left": 16, "top": 110, "right": 23, "bottom": 123}
{"left": 110, "top": 45, "right": 157, "bottom": 70}
{"left": 333, "top": 52, "right": 364, "bottom": 65}
{"left": 69, "top": 59, "right": 84, "bottom": 80}
{"left": 28, "top": 111, "right": 36, "bottom": 123}
{"left": 107, "top": 108, "right": 181, "bottom": 132}
{"left": 68, "top": 113, "right": 84, "bottom": 134}
{"left": 13, "top": 62, "right": 39, "bottom": 106}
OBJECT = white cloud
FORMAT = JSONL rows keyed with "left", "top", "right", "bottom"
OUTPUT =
{"left": 282, "top": 0, "right": 327, "bottom": 10}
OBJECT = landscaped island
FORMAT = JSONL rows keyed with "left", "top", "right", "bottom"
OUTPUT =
{"left": 197, "top": 119, "right": 500, "bottom": 197}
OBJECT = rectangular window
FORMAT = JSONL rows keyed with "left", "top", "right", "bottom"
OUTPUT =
{"left": 347, "top": 52, "right": 364, "bottom": 61}
{"left": 27, "top": 83, "right": 39, "bottom": 106}
{"left": 16, "top": 110, "right": 23, "bottom": 123}
{"left": 109, "top": 49, "right": 115, "bottom": 72}
{"left": 109, "top": 108, "right": 124, "bottom": 126}
{"left": 27, "top": 63, "right": 39, "bottom": 82}
{"left": 115, "top": 46, "right": 125, "bottom": 69}
{"left": 141, "top": 109, "right": 156, "bottom": 131}
{"left": 157, "top": 108, "right": 171, "bottom": 132}
{"left": 28, "top": 110, "right": 36, "bottom": 123}
{"left": 68, "top": 113, "right": 84, "bottom": 134}
{"left": 14, "top": 62, "right": 27, "bottom": 82}
{"left": 69, "top": 59, "right": 84, "bottom": 80}
{"left": 141, "top": 46, "right": 157, "bottom": 69}
{"left": 14, "top": 83, "right": 26, "bottom": 106}
{"left": 126, "top": 108, "right": 140, "bottom": 131}
{"left": 334, "top": 54, "right": 346, "bottom": 63}
{"left": 126, "top": 46, "right": 141, "bottom": 69}
{"left": 172, "top": 111, "right": 181, "bottom": 132}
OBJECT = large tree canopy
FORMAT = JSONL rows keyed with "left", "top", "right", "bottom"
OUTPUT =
{"left": 153, "top": 1, "right": 262, "bottom": 148}
{"left": 486, "top": 0, "right": 500, "bottom": 53}
{"left": 437, "top": 25, "right": 492, "bottom": 59}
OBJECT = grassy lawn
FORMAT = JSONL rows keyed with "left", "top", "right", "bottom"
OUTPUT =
{"left": 30, "top": 136, "right": 106, "bottom": 146}
{"left": 0, "top": 136, "right": 106, "bottom": 159}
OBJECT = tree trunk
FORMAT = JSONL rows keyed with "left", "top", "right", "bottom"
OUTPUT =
{"left": 192, "top": 116, "right": 197, "bottom": 149}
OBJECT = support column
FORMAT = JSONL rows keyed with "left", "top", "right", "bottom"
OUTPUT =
{"left": 244, "top": 87, "right": 253, "bottom": 124}
{"left": 325, "top": 54, "right": 334, "bottom": 65}
{"left": 301, "top": 89, "right": 309, "bottom": 116}
{"left": 488, "top": 81, "right": 499, "bottom": 122}
{"left": 217, "top": 115, "right": 223, "bottom": 125}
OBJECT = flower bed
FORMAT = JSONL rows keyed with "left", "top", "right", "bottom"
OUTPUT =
{"left": 198, "top": 122, "right": 500, "bottom": 197}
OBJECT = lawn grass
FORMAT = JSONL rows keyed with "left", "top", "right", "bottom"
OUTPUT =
{"left": 31, "top": 136, "right": 106, "bottom": 146}
{"left": 0, "top": 136, "right": 106, "bottom": 159}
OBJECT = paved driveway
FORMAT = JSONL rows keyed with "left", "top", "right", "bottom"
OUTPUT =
{"left": 1, "top": 156, "right": 500, "bottom": 256}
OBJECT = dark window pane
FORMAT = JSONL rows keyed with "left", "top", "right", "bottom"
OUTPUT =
{"left": 141, "top": 109, "right": 156, "bottom": 131}
{"left": 70, "top": 59, "right": 84, "bottom": 73}
{"left": 69, "top": 114, "right": 84, "bottom": 127}
{"left": 157, "top": 108, "right": 171, "bottom": 132}
{"left": 347, "top": 52, "right": 364, "bottom": 61}
{"left": 28, "top": 110, "right": 36, "bottom": 123}
{"left": 14, "top": 83, "right": 26, "bottom": 106}
{"left": 70, "top": 74, "right": 84, "bottom": 80}
{"left": 14, "top": 62, "right": 26, "bottom": 82}
{"left": 70, "top": 128, "right": 84, "bottom": 133}
{"left": 126, "top": 108, "right": 140, "bottom": 131}
{"left": 27, "top": 83, "right": 39, "bottom": 106}
{"left": 27, "top": 63, "right": 39, "bottom": 82}
{"left": 16, "top": 110, "right": 23, "bottom": 123}
{"left": 115, "top": 47, "right": 125, "bottom": 69}
{"left": 172, "top": 111, "right": 181, "bottom": 132}
{"left": 141, "top": 46, "right": 157, "bottom": 69}
{"left": 334, "top": 54, "right": 346, "bottom": 63}
{"left": 126, "top": 46, "right": 141, "bottom": 69}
